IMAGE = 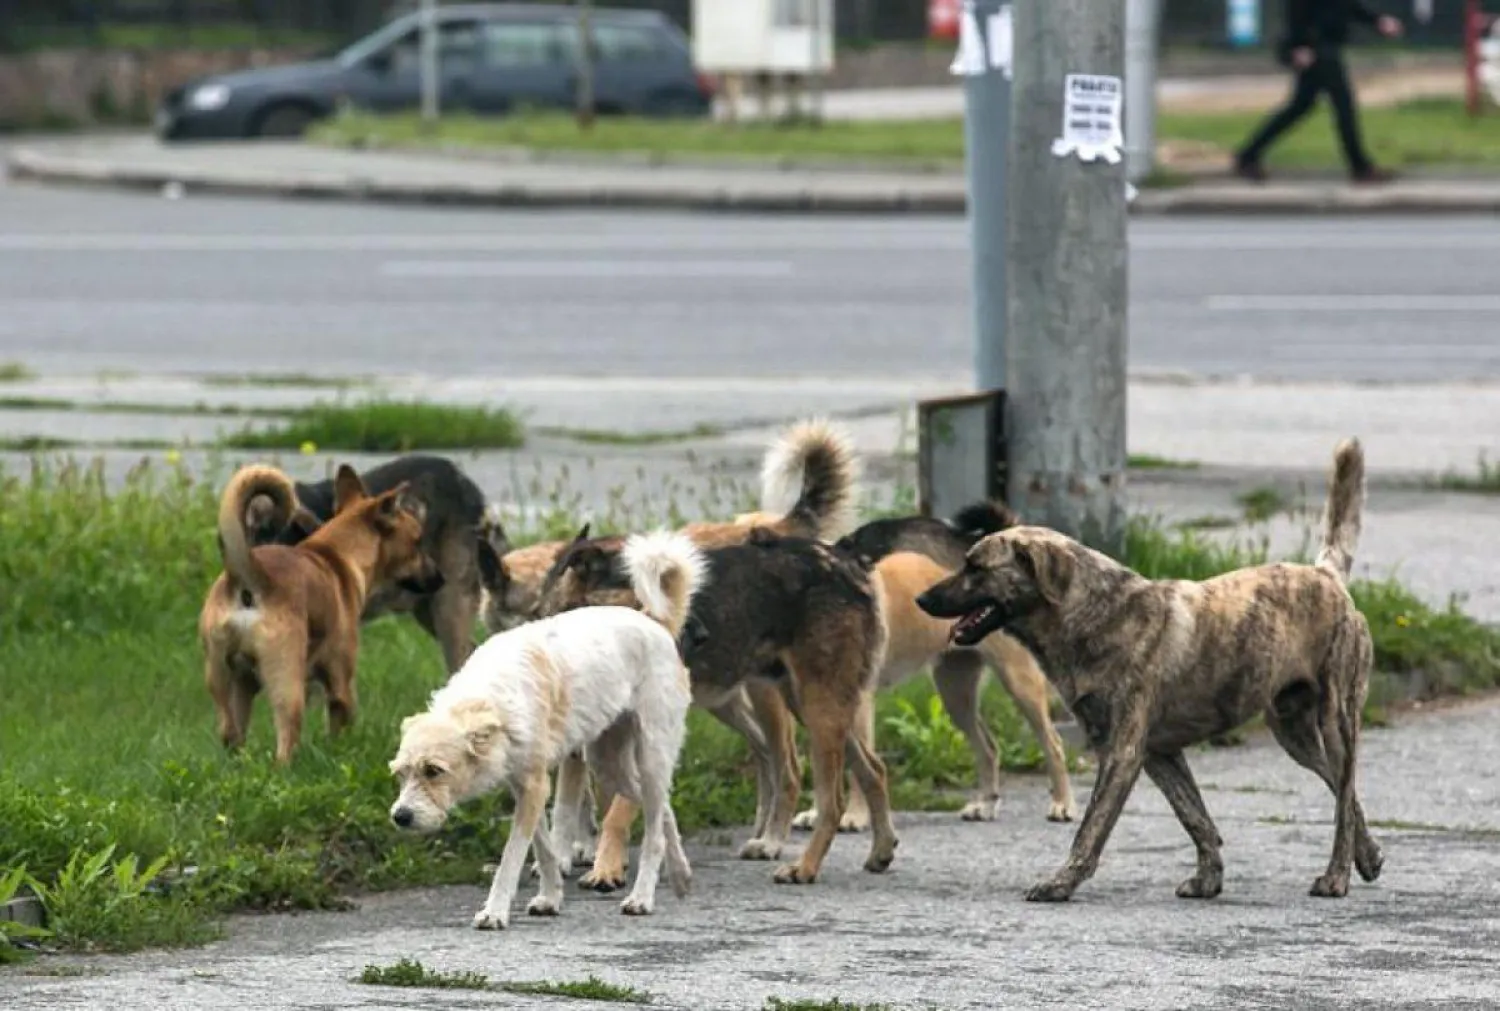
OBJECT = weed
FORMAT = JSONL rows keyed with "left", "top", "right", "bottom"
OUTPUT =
{"left": 1175, "top": 514, "right": 1238, "bottom": 531}
{"left": 544, "top": 423, "right": 725, "bottom": 446}
{"left": 503, "top": 975, "right": 652, "bottom": 1002}
{"left": 25, "top": 846, "right": 217, "bottom": 953}
{"left": 0, "top": 866, "right": 51, "bottom": 964}
{"left": 200, "top": 372, "right": 370, "bottom": 390}
{"left": 883, "top": 694, "right": 973, "bottom": 788}
{"left": 358, "top": 958, "right": 489, "bottom": 990}
{"left": 1430, "top": 453, "right": 1500, "bottom": 495}
{"left": 223, "top": 400, "right": 525, "bottom": 452}
{"left": 0, "top": 396, "right": 285, "bottom": 420}
{"left": 1128, "top": 454, "right": 1201, "bottom": 470}
{"left": 0, "top": 361, "right": 36, "bottom": 382}
{"left": 1236, "top": 485, "right": 1291, "bottom": 523}
{"left": 0, "top": 437, "right": 78, "bottom": 452}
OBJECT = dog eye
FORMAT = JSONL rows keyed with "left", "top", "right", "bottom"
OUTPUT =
{"left": 421, "top": 764, "right": 444, "bottom": 780}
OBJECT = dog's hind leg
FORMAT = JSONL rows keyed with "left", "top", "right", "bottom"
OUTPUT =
{"left": 844, "top": 713, "right": 898, "bottom": 873}
{"left": 580, "top": 795, "right": 635, "bottom": 893}
{"left": 262, "top": 649, "right": 308, "bottom": 765}
{"left": 525, "top": 795, "right": 566, "bottom": 918}
{"left": 796, "top": 688, "right": 875, "bottom": 834}
{"left": 618, "top": 734, "right": 674, "bottom": 917}
{"left": 773, "top": 670, "right": 853, "bottom": 886}
{"left": 1143, "top": 750, "right": 1224, "bottom": 899}
{"left": 1306, "top": 628, "right": 1376, "bottom": 898}
{"left": 703, "top": 687, "right": 775, "bottom": 841}
{"left": 934, "top": 649, "right": 1002, "bottom": 822}
{"left": 548, "top": 753, "right": 591, "bottom": 877}
{"left": 740, "top": 680, "right": 800, "bottom": 862}
{"left": 206, "top": 655, "right": 254, "bottom": 751}
{"left": 979, "top": 639, "right": 1077, "bottom": 823}
{"left": 429, "top": 581, "right": 481, "bottom": 674}
{"left": 474, "top": 766, "right": 550, "bottom": 930}
{"left": 1266, "top": 675, "right": 1382, "bottom": 887}
{"left": 322, "top": 654, "right": 357, "bottom": 739}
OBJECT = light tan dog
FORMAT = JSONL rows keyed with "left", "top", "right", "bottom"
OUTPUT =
{"left": 792, "top": 550, "right": 1076, "bottom": 833}
{"left": 198, "top": 463, "right": 439, "bottom": 763}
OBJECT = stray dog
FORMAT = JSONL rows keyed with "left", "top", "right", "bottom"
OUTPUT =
{"left": 917, "top": 439, "right": 1381, "bottom": 901}
{"left": 795, "top": 502, "right": 1075, "bottom": 828}
{"left": 389, "top": 530, "right": 703, "bottom": 927}
{"left": 537, "top": 525, "right": 893, "bottom": 887}
{"left": 199, "top": 464, "right": 441, "bottom": 763}
{"left": 253, "top": 454, "right": 488, "bottom": 673}
{"left": 791, "top": 548, "right": 1077, "bottom": 834}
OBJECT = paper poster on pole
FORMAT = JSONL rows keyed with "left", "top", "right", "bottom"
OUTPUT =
{"left": 987, "top": 6, "right": 1013, "bottom": 79}
{"left": 1050, "top": 73, "right": 1124, "bottom": 164}
{"left": 948, "top": 1, "right": 985, "bottom": 76}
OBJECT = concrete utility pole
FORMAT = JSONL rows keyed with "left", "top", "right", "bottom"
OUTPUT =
{"left": 418, "top": 0, "right": 439, "bottom": 125}
{"left": 576, "top": 0, "right": 597, "bottom": 130}
{"left": 1123, "top": 0, "right": 1161, "bottom": 184}
{"left": 1006, "top": 0, "right": 1128, "bottom": 554}
{"left": 963, "top": 0, "right": 1012, "bottom": 395}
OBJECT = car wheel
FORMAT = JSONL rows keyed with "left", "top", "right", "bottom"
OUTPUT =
{"left": 254, "top": 103, "right": 317, "bottom": 139}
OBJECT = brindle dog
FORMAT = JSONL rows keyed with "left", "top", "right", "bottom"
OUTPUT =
{"left": 917, "top": 439, "right": 1382, "bottom": 902}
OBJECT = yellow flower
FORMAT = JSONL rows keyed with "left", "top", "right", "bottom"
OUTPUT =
{"left": 1395, "top": 614, "right": 1410, "bottom": 628}
{"left": 299, "top": 440, "right": 318, "bottom": 455}
{"left": 165, "top": 449, "right": 181, "bottom": 465}
{"left": 215, "top": 813, "right": 229, "bottom": 826}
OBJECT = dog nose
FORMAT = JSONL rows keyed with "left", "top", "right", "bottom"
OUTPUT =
{"left": 915, "top": 591, "right": 934, "bottom": 612}
{"left": 391, "top": 807, "right": 414, "bottom": 829}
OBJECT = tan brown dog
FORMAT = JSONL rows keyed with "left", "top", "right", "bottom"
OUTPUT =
{"left": 199, "top": 463, "right": 441, "bottom": 764}
{"left": 791, "top": 550, "right": 1076, "bottom": 834}
{"left": 917, "top": 439, "right": 1381, "bottom": 902}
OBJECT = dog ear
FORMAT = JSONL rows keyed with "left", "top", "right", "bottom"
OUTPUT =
{"left": 333, "top": 465, "right": 366, "bottom": 514}
{"left": 449, "top": 698, "right": 504, "bottom": 757}
{"left": 566, "top": 544, "right": 612, "bottom": 582}
{"left": 389, "top": 482, "right": 427, "bottom": 525}
{"left": 282, "top": 506, "right": 322, "bottom": 544}
{"left": 1015, "top": 538, "right": 1074, "bottom": 607}
{"left": 476, "top": 538, "right": 508, "bottom": 592}
{"left": 572, "top": 523, "right": 592, "bottom": 543}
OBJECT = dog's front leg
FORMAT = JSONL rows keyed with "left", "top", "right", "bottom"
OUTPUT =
{"left": 1026, "top": 696, "right": 1148, "bottom": 903}
{"left": 474, "top": 769, "right": 549, "bottom": 930}
{"left": 1144, "top": 750, "right": 1224, "bottom": 899}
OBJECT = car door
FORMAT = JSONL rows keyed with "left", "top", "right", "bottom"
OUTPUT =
{"left": 348, "top": 17, "right": 485, "bottom": 114}
{"left": 588, "top": 20, "right": 681, "bottom": 114}
{"left": 467, "top": 18, "right": 578, "bottom": 115}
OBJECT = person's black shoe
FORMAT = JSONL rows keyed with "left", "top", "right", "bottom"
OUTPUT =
{"left": 1351, "top": 166, "right": 1397, "bottom": 185}
{"left": 1232, "top": 157, "right": 1268, "bottom": 183}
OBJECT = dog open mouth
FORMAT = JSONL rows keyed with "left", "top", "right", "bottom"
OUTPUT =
{"left": 949, "top": 601, "right": 1005, "bottom": 647}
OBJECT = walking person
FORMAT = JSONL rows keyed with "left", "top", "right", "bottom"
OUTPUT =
{"left": 1235, "top": 0, "right": 1405, "bottom": 184}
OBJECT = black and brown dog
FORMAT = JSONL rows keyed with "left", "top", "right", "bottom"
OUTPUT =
{"left": 917, "top": 439, "right": 1382, "bottom": 902}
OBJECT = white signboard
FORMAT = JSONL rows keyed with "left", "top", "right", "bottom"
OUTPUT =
{"left": 987, "top": 7, "right": 1013, "bottom": 79}
{"left": 1050, "top": 73, "right": 1124, "bottom": 164}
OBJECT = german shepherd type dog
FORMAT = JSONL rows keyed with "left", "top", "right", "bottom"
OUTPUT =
{"left": 199, "top": 464, "right": 441, "bottom": 763}
{"left": 917, "top": 439, "right": 1382, "bottom": 902}
{"left": 251, "top": 454, "right": 488, "bottom": 673}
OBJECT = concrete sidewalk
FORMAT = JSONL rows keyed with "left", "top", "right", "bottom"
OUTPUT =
{"left": 10, "top": 135, "right": 1500, "bottom": 216}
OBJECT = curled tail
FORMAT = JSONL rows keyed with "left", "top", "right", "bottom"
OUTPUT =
{"left": 1315, "top": 438, "right": 1365, "bottom": 583}
{"left": 759, "top": 417, "right": 861, "bottom": 542}
{"left": 217, "top": 464, "right": 296, "bottom": 598}
{"left": 949, "top": 500, "right": 1019, "bottom": 544}
{"left": 622, "top": 530, "right": 708, "bottom": 640}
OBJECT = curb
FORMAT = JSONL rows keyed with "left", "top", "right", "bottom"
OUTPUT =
{"left": 9, "top": 148, "right": 1500, "bottom": 217}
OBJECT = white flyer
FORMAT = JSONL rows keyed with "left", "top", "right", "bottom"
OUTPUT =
{"left": 1050, "top": 73, "right": 1124, "bottom": 164}
{"left": 987, "top": 6, "right": 1013, "bottom": 79}
{"left": 948, "top": 2, "right": 986, "bottom": 77}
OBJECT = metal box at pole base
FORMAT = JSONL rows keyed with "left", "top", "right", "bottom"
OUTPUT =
{"left": 917, "top": 390, "right": 1007, "bottom": 520}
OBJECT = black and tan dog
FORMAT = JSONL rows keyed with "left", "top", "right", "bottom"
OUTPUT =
{"left": 917, "top": 439, "right": 1381, "bottom": 902}
{"left": 797, "top": 502, "right": 1075, "bottom": 829}
{"left": 536, "top": 525, "right": 894, "bottom": 888}
{"left": 200, "top": 463, "right": 441, "bottom": 763}
{"left": 251, "top": 454, "right": 487, "bottom": 673}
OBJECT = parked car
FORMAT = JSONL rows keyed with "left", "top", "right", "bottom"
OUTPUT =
{"left": 155, "top": 3, "right": 714, "bottom": 141}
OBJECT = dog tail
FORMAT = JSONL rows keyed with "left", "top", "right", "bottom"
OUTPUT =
{"left": 1315, "top": 438, "right": 1365, "bottom": 583}
{"left": 760, "top": 417, "right": 861, "bottom": 542}
{"left": 217, "top": 464, "right": 296, "bottom": 597}
{"left": 622, "top": 530, "right": 708, "bottom": 640}
{"left": 949, "top": 500, "right": 1019, "bottom": 543}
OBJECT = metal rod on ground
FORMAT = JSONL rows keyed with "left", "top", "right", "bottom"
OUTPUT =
{"left": 418, "top": 0, "right": 438, "bottom": 125}
{"left": 1006, "top": 0, "right": 1129, "bottom": 553}
{"left": 576, "top": 0, "right": 596, "bottom": 130}
{"left": 965, "top": 0, "right": 1012, "bottom": 396}
{"left": 1123, "top": 0, "right": 1161, "bottom": 185}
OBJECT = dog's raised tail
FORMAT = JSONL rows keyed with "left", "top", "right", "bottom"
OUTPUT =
{"left": 622, "top": 530, "right": 708, "bottom": 640}
{"left": 1315, "top": 438, "right": 1365, "bottom": 583}
{"left": 949, "top": 500, "right": 1019, "bottom": 542}
{"left": 760, "top": 417, "right": 861, "bottom": 541}
{"left": 217, "top": 464, "right": 296, "bottom": 597}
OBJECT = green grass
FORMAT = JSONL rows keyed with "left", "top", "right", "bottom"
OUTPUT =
{"left": 1127, "top": 454, "right": 1201, "bottom": 470}
{"left": 1158, "top": 97, "right": 1500, "bottom": 172}
{"left": 503, "top": 975, "right": 652, "bottom": 1003}
{"left": 358, "top": 958, "right": 489, "bottom": 990}
{"left": 0, "top": 396, "right": 284, "bottom": 420}
{"left": 1430, "top": 453, "right": 1500, "bottom": 494}
{"left": 543, "top": 423, "right": 726, "bottom": 446}
{"left": 200, "top": 372, "right": 372, "bottom": 390}
{"left": 0, "top": 361, "right": 35, "bottom": 383}
{"left": 2, "top": 460, "right": 1497, "bottom": 953}
{"left": 1235, "top": 485, "right": 1292, "bottom": 523}
{"left": 2, "top": 22, "right": 336, "bottom": 53}
{"left": 0, "top": 436, "right": 78, "bottom": 452}
{"left": 222, "top": 400, "right": 526, "bottom": 453}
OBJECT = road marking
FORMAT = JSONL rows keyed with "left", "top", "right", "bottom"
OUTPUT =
{"left": 0, "top": 233, "right": 960, "bottom": 253}
{"left": 1136, "top": 233, "right": 1500, "bottom": 251}
{"left": 1206, "top": 295, "right": 1500, "bottom": 312}
{"left": 378, "top": 259, "right": 795, "bottom": 279}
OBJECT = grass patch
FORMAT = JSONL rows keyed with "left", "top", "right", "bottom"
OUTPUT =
{"left": 1128, "top": 454, "right": 1201, "bottom": 470}
{"left": 1235, "top": 485, "right": 1292, "bottom": 523}
{"left": 0, "top": 361, "right": 35, "bottom": 383}
{"left": 765, "top": 1000, "right": 895, "bottom": 1011}
{"left": 1158, "top": 98, "right": 1500, "bottom": 173}
{"left": 1430, "top": 453, "right": 1500, "bottom": 495}
{"left": 358, "top": 958, "right": 490, "bottom": 990}
{"left": 0, "top": 436, "right": 79, "bottom": 452}
{"left": 200, "top": 372, "right": 371, "bottom": 390}
{"left": 222, "top": 400, "right": 525, "bottom": 453}
{"left": 503, "top": 975, "right": 652, "bottom": 1003}
{"left": 0, "top": 396, "right": 285, "bottom": 420}
{"left": 544, "top": 423, "right": 725, "bottom": 446}
{"left": 1176, "top": 514, "right": 1239, "bottom": 531}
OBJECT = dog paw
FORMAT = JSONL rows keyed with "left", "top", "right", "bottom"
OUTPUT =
{"left": 1309, "top": 872, "right": 1350, "bottom": 898}
{"left": 790, "top": 810, "right": 817, "bottom": 832}
{"left": 620, "top": 896, "right": 653, "bottom": 916}
{"left": 669, "top": 869, "right": 692, "bottom": 900}
{"left": 472, "top": 909, "right": 508, "bottom": 931}
{"left": 1356, "top": 845, "right": 1384, "bottom": 883}
{"left": 959, "top": 798, "right": 999, "bottom": 822}
{"left": 773, "top": 862, "right": 817, "bottom": 885}
{"left": 1024, "top": 877, "right": 1076, "bottom": 903}
{"left": 571, "top": 842, "right": 594, "bottom": 868}
{"left": 838, "top": 812, "right": 871, "bottom": 833}
{"left": 556, "top": 858, "right": 575, "bottom": 879}
{"left": 1046, "top": 800, "right": 1076, "bottom": 823}
{"left": 738, "top": 837, "right": 783, "bottom": 861}
{"left": 526, "top": 895, "right": 561, "bottom": 917}
{"left": 1175, "top": 873, "right": 1223, "bottom": 900}
{"left": 863, "top": 852, "right": 895, "bottom": 874}
{"left": 579, "top": 868, "right": 627, "bottom": 893}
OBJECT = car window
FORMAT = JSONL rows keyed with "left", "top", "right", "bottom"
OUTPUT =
{"left": 592, "top": 23, "right": 664, "bottom": 62}
{"left": 383, "top": 20, "right": 483, "bottom": 74}
{"left": 481, "top": 21, "right": 571, "bottom": 68}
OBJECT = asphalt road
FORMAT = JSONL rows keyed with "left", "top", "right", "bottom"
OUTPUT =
{"left": 2, "top": 181, "right": 1498, "bottom": 383}
{"left": 8, "top": 695, "right": 1500, "bottom": 1010}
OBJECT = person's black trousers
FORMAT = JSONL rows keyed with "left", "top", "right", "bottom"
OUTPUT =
{"left": 1237, "top": 47, "right": 1373, "bottom": 173}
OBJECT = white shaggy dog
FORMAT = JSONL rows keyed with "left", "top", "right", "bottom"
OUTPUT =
{"left": 389, "top": 529, "right": 705, "bottom": 928}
